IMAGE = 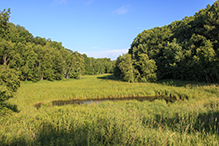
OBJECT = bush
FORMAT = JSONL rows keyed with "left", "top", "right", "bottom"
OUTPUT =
{"left": 0, "top": 65, "right": 20, "bottom": 112}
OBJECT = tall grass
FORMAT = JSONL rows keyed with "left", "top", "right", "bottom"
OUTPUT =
{"left": 0, "top": 74, "right": 219, "bottom": 145}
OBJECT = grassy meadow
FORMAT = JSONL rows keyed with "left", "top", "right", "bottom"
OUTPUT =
{"left": 1, "top": 74, "right": 219, "bottom": 145}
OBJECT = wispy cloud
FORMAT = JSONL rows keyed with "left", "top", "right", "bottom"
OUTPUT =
{"left": 113, "top": 5, "right": 130, "bottom": 15}
{"left": 84, "top": 49, "right": 129, "bottom": 60}
{"left": 54, "top": 0, "right": 67, "bottom": 4}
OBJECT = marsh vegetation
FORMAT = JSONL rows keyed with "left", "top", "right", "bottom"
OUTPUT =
{"left": 0, "top": 74, "right": 219, "bottom": 145}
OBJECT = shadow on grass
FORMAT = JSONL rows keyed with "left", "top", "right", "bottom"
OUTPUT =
{"left": 0, "top": 91, "right": 19, "bottom": 116}
{"left": 0, "top": 102, "right": 19, "bottom": 116}
{"left": 2, "top": 110, "right": 219, "bottom": 146}
{"left": 97, "top": 74, "right": 117, "bottom": 81}
{"left": 156, "top": 79, "right": 199, "bottom": 87}
{"left": 97, "top": 75, "right": 212, "bottom": 87}
{"left": 157, "top": 79, "right": 219, "bottom": 96}
{"left": 156, "top": 79, "right": 218, "bottom": 88}
{"left": 1, "top": 120, "right": 124, "bottom": 146}
{"left": 142, "top": 109, "right": 219, "bottom": 135}
{"left": 1, "top": 124, "right": 90, "bottom": 146}
{"left": 1, "top": 108, "right": 219, "bottom": 145}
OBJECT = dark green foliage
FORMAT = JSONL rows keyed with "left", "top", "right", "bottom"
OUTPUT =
{"left": 0, "top": 8, "right": 10, "bottom": 39}
{"left": 0, "top": 65, "right": 20, "bottom": 113}
{"left": 0, "top": 8, "right": 114, "bottom": 82}
{"left": 0, "top": 66, "right": 20, "bottom": 93}
{"left": 114, "top": 53, "right": 157, "bottom": 82}
{"left": 114, "top": 54, "right": 137, "bottom": 82}
{"left": 83, "top": 54, "right": 114, "bottom": 75}
{"left": 119, "top": 1, "right": 219, "bottom": 83}
{"left": 0, "top": 8, "right": 86, "bottom": 81}
{"left": 136, "top": 54, "right": 157, "bottom": 82}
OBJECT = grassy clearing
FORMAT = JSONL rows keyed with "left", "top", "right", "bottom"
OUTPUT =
{"left": 1, "top": 74, "right": 219, "bottom": 145}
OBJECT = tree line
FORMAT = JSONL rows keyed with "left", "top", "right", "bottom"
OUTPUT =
{"left": 83, "top": 55, "right": 114, "bottom": 75}
{"left": 0, "top": 8, "right": 114, "bottom": 82}
{"left": 0, "top": 8, "right": 114, "bottom": 111}
{"left": 114, "top": 1, "right": 219, "bottom": 83}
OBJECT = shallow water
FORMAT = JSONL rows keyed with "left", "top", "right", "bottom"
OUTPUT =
{"left": 35, "top": 95, "right": 176, "bottom": 109}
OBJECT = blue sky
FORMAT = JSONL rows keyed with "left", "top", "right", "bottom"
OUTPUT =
{"left": 1, "top": 0, "right": 216, "bottom": 60}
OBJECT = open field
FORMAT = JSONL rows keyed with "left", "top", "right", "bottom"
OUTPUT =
{"left": 1, "top": 74, "right": 219, "bottom": 145}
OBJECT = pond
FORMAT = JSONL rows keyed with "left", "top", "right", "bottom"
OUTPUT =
{"left": 34, "top": 95, "right": 176, "bottom": 110}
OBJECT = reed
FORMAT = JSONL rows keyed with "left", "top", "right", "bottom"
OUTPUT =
{"left": 0, "top": 74, "right": 219, "bottom": 145}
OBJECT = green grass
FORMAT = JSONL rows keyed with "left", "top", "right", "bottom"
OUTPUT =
{"left": 1, "top": 74, "right": 219, "bottom": 145}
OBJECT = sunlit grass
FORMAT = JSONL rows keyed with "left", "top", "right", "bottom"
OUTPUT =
{"left": 1, "top": 74, "right": 219, "bottom": 145}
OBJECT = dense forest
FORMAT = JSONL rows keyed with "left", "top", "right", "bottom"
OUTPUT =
{"left": 114, "top": 1, "right": 219, "bottom": 83}
{"left": 1, "top": 1, "right": 219, "bottom": 85}
{"left": 0, "top": 9, "right": 113, "bottom": 82}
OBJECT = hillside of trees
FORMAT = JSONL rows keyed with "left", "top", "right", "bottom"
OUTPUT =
{"left": 114, "top": 1, "right": 219, "bottom": 83}
{"left": 2, "top": 1, "right": 218, "bottom": 84}
{"left": 0, "top": 9, "right": 113, "bottom": 82}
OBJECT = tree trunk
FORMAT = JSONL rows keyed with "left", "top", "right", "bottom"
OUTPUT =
{"left": 3, "top": 54, "right": 8, "bottom": 65}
